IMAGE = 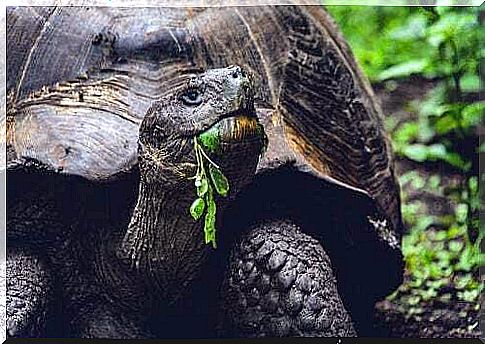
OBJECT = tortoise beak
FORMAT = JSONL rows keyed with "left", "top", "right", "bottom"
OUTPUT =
{"left": 195, "top": 65, "right": 261, "bottom": 143}
{"left": 218, "top": 115, "right": 261, "bottom": 142}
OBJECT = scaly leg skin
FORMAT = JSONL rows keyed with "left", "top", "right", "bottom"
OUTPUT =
{"left": 219, "top": 220, "right": 356, "bottom": 337}
{"left": 6, "top": 247, "right": 54, "bottom": 338}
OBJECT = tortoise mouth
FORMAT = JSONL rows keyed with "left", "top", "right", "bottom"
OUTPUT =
{"left": 216, "top": 114, "right": 261, "bottom": 143}
{"left": 194, "top": 108, "right": 265, "bottom": 166}
{"left": 200, "top": 116, "right": 263, "bottom": 147}
{"left": 197, "top": 103, "right": 258, "bottom": 136}
{"left": 197, "top": 103, "right": 263, "bottom": 144}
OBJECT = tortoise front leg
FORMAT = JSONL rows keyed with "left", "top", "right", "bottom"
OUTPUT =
{"left": 6, "top": 246, "right": 56, "bottom": 338}
{"left": 219, "top": 219, "right": 356, "bottom": 337}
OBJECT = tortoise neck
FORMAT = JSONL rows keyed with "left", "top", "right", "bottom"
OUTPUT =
{"left": 117, "top": 180, "right": 209, "bottom": 302}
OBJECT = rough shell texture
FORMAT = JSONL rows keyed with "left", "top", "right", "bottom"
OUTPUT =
{"left": 6, "top": 5, "right": 402, "bottom": 238}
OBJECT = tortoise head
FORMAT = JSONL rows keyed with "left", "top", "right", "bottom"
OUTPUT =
{"left": 138, "top": 65, "right": 265, "bottom": 195}
{"left": 120, "top": 66, "right": 266, "bottom": 299}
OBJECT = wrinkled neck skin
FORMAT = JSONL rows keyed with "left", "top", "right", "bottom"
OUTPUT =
{"left": 118, "top": 177, "right": 210, "bottom": 305}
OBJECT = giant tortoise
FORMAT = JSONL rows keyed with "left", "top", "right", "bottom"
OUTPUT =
{"left": 5, "top": 5, "right": 404, "bottom": 338}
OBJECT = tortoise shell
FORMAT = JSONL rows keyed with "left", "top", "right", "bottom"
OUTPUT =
{"left": 5, "top": 6, "right": 403, "bottom": 280}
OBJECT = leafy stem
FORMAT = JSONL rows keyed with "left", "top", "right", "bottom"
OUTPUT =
{"left": 197, "top": 140, "right": 220, "bottom": 170}
{"left": 189, "top": 136, "right": 230, "bottom": 249}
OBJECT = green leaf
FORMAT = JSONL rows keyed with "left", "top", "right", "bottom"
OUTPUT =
{"left": 434, "top": 115, "right": 457, "bottom": 135}
{"left": 460, "top": 74, "right": 480, "bottom": 92}
{"left": 402, "top": 144, "right": 429, "bottom": 162}
{"left": 203, "top": 185, "right": 217, "bottom": 248}
{"left": 190, "top": 136, "right": 228, "bottom": 248}
{"left": 462, "top": 102, "right": 485, "bottom": 129}
{"left": 401, "top": 143, "right": 471, "bottom": 171}
{"left": 198, "top": 127, "right": 220, "bottom": 153}
{"left": 388, "top": 15, "right": 427, "bottom": 40}
{"left": 209, "top": 164, "right": 230, "bottom": 197}
{"left": 393, "top": 122, "right": 419, "bottom": 145}
{"left": 455, "top": 203, "right": 468, "bottom": 224}
{"left": 426, "top": 143, "right": 447, "bottom": 160}
{"left": 204, "top": 212, "right": 216, "bottom": 239}
{"left": 377, "top": 59, "right": 428, "bottom": 81}
{"left": 204, "top": 200, "right": 217, "bottom": 247}
{"left": 468, "top": 176, "right": 478, "bottom": 195}
{"left": 442, "top": 152, "right": 471, "bottom": 171}
{"left": 190, "top": 198, "right": 205, "bottom": 220}
{"left": 449, "top": 240, "right": 464, "bottom": 252}
{"left": 206, "top": 185, "right": 216, "bottom": 216}
{"left": 197, "top": 178, "right": 209, "bottom": 197}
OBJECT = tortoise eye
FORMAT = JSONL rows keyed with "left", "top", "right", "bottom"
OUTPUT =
{"left": 181, "top": 88, "right": 203, "bottom": 106}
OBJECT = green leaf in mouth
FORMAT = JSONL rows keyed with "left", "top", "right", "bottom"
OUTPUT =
{"left": 198, "top": 126, "right": 221, "bottom": 154}
{"left": 209, "top": 164, "right": 229, "bottom": 197}
{"left": 189, "top": 119, "right": 267, "bottom": 248}
{"left": 189, "top": 136, "right": 228, "bottom": 249}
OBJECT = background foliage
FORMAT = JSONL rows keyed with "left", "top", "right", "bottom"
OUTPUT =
{"left": 327, "top": 5, "right": 483, "bottom": 323}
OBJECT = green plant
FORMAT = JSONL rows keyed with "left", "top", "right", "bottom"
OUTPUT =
{"left": 329, "top": 5, "right": 484, "bottom": 312}
{"left": 189, "top": 119, "right": 267, "bottom": 248}
{"left": 388, "top": 7, "right": 481, "bottom": 248}
{"left": 189, "top": 130, "right": 230, "bottom": 249}
{"left": 326, "top": 7, "right": 425, "bottom": 81}
{"left": 328, "top": 7, "right": 483, "bottom": 85}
